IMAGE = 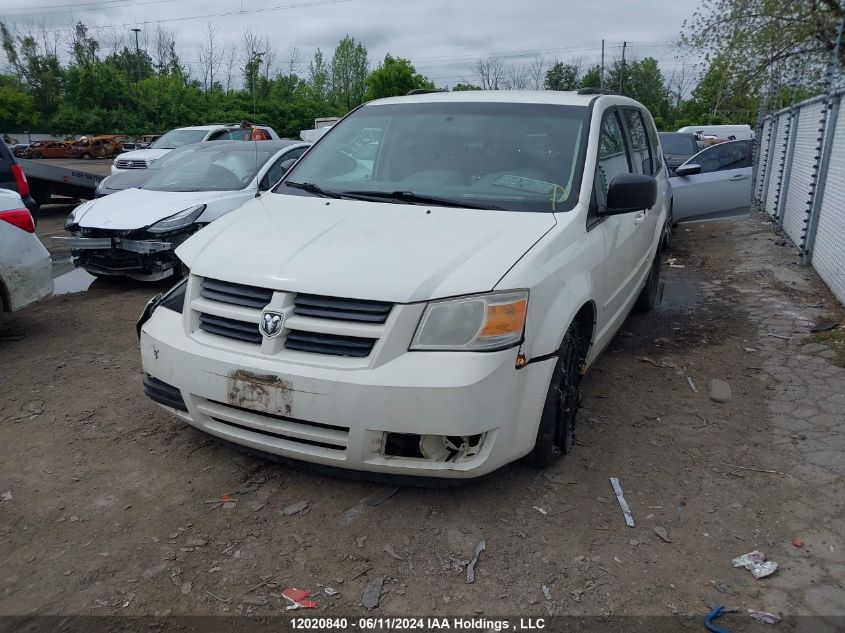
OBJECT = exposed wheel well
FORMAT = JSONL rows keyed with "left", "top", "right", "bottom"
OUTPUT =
{"left": 0, "top": 277, "right": 10, "bottom": 313}
{"left": 572, "top": 301, "right": 595, "bottom": 362}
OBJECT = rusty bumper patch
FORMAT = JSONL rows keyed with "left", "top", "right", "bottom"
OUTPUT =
{"left": 228, "top": 369, "right": 293, "bottom": 416}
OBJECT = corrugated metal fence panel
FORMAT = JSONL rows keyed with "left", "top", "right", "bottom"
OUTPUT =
{"left": 755, "top": 118, "right": 772, "bottom": 200}
{"left": 812, "top": 111, "right": 845, "bottom": 305}
{"left": 782, "top": 103, "right": 823, "bottom": 246}
{"left": 765, "top": 116, "right": 788, "bottom": 215}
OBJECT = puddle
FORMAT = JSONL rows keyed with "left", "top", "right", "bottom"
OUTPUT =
{"left": 53, "top": 268, "right": 96, "bottom": 295}
{"left": 658, "top": 278, "right": 699, "bottom": 308}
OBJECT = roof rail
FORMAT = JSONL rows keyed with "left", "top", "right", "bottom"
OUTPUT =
{"left": 405, "top": 89, "right": 444, "bottom": 95}
{"left": 576, "top": 88, "right": 618, "bottom": 95}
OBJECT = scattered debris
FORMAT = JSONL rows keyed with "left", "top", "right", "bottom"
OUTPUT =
{"left": 709, "top": 379, "right": 733, "bottom": 403}
{"left": 180, "top": 581, "right": 192, "bottom": 595}
{"left": 743, "top": 347, "right": 757, "bottom": 353}
{"left": 687, "top": 376, "right": 698, "bottom": 393}
{"left": 533, "top": 506, "right": 548, "bottom": 516}
{"left": 383, "top": 544, "right": 402, "bottom": 560}
{"left": 791, "top": 537, "right": 804, "bottom": 548}
{"left": 282, "top": 501, "right": 308, "bottom": 516}
{"left": 542, "top": 473, "right": 578, "bottom": 485}
{"left": 723, "top": 463, "right": 791, "bottom": 477}
{"left": 356, "top": 536, "right": 367, "bottom": 549}
{"left": 542, "top": 585, "right": 552, "bottom": 601}
{"left": 466, "top": 540, "right": 486, "bottom": 584}
{"left": 282, "top": 588, "right": 317, "bottom": 610}
{"left": 365, "top": 486, "right": 401, "bottom": 507}
{"left": 810, "top": 319, "right": 838, "bottom": 333}
{"left": 242, "top": 595, "right": 269, "bottom": 606}
{"left": 748, "top": 609, "right": 780, "bottom": 624}
{"left": 704, "top": 605, "right": 731, "bottom": 633}
{"left": 610, "top": 477, "right": 634, "bottom": 527}
{"left": 205, "top": 591, "right": 230, "bottom": 603}
{"left": 653, "top": 526, "right": 672, "bottom": 543}
{"left": 732, "top": 551, "right": 778, "bottom": 579}
{"left": 323, "top": 587, "right": 339, "bottom": 596}
{"left": 361, "top": 576, "right": 384, "bottom": 609}
{"left": 0, "top": 491, "right": 11, "bottom": 502}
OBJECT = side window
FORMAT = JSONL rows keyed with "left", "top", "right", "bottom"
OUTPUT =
{"left": 693, "top": 141, "right": 750, "bottom": 174}
{"left": 260, "top": 149, "right": 306, "bottom": 190}
{"left": 596, "top": 109, "right": 632, "bottom": 200}
{"left": 644, "top": 116, "right": 663, "bottom": 174}
{"left": 207, "top": 130, "right": 231, "bottom": 141}
{"left": 622, "top": 109, "right": 654, "bottom": 175}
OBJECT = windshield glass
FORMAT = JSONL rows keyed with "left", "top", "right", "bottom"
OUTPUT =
{"left": 659, "top": 133, "right": 697, "bottom": 155}
{"left": 151, "top": 129, "right": 208, "bottom": 149}
{"left": 141, "top": 145, "right": 278, "bottom": 192}
{"left": 149, "top": 143, "right": 225, "bottom": 171}
{"left": 278, "top": 102, "right": 589, "bottom": 212}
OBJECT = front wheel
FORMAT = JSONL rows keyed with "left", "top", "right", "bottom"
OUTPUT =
{"left": 528, "top": 321, "right": 583, "bottom": 467}
{"left": 634, "top": 249, "right": 662, "bottom": 312}
{"left": 662, "top": 206, "right": 673, "bottom": 250}
{"left": 32, "top": 151, "right": 42, "bottom": 159}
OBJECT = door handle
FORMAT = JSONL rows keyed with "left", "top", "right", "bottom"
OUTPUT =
{"left": 729, "top": 174, "right": 750, "bottom": 181}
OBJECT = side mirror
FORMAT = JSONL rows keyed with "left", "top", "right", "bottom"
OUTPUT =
{"left": 675, "top": 163, "right": 701, "bottom": 177}
{"left": 600, "top": 173, "right": 657, "bottom": 215}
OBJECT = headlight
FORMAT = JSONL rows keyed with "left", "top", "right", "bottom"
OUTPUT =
{"left": 146, "top": 159, "right": 156, "bottom": 166}
{"left": 410, "top": 290, "right": 528, "bottom": 351}
{"left": 147, "top": 204, "right": 205, "bottom": 234}
{"left": 65, "top": 202, "right": 88, "bottom": 228}
{"left": 159, "top": 276, "right": 187, "bottom": 312}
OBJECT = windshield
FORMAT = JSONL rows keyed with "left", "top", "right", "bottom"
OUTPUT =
{"left": 141, "top": 146, "right": 278, "bottom": 192}
{"left": 278, "top": 102, "right": 589, "bottom": 212}
{"left": 149, "top": 143, "right": 223, "bottom": 171}
{"left": 659, "top": 133, "right": 697, "bottom": 155}
{"left": 151, "top": 129, "right": 208, "bottom": 149}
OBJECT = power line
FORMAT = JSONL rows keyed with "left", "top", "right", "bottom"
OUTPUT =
{"left": 3, "top": 0, "right": 179, "bottom": 18}
{"left": 0, "top": 0, "right": 355, "bottom": 36}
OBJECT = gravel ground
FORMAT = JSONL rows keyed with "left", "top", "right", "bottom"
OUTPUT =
{"left": 1, "top": 207, "right": 843, "bottom": 630}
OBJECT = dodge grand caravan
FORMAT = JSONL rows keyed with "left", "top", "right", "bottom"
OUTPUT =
{"left": 138, "top": 90, "right": 670, "bottom": 479}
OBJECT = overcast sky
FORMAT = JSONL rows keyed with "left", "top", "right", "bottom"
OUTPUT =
{"left": 0, "top": 0, "right": 701, "bottom": 88}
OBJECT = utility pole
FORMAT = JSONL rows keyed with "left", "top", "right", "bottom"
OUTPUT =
{"left": 130, "top": 28, "right": 141, "bottom": 81}
{"left": 600, "top": 39, "right": 605, "bottom": 93}
{"left": 620, "top": 41, "right": 627, "bottom": 94}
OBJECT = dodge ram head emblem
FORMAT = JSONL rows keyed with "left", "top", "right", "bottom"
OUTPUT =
{"left": 260, "top": 311, "right": 285, "bottom": 338}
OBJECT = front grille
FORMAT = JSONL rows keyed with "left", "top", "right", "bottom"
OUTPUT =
{"left": 143, "top": 375, "right": 187, "bottom": 411}
{"left": 116, "top": 159, "right": 147, "bottom": 169}
{"left": 293, "top": 294, "right": 392, "bottom": 323}
{"left": 285, "top": 330, "right": 375, "bottom": 357}
{"left": 78, "top": 250, "right": 144, "bottom": 272}
{"left": 201, "top": 278, "right": 273, "bottom": 309}
{"left": 198, "top": 313, "right": 261, "bottom": 344}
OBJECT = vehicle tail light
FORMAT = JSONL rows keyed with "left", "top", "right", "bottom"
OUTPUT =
{"left": 0, "top": 208, "right": 36, "bottom": 233}
{"left": 10, "top": 164, "right": 30, "bottom": 198}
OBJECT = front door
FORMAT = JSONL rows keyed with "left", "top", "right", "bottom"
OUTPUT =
{"left": 671, "top": 140, "right": 753, "bottom": 222}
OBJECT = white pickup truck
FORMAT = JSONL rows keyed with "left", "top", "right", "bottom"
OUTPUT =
{"left": 138, "top": 90, "right": 670, "bottom": 479}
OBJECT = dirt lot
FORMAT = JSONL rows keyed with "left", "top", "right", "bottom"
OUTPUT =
{"left": 2, "top": 207, "right": 844, "bottom": 630}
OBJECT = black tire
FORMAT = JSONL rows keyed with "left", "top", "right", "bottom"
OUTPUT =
{"left": 634, "top": 249, "right": 661, "bottom": 312}
{"left": 528, "top": 321, "right": 584, "bottom": 467}
{"left": 82, "top": 154, "right": 92, "bottom": 160}
{"left": 662, "top": 206, "right": 673, "bottom": 251}
{"left": 32, "top": 151, "right": 42, "bottom": 159}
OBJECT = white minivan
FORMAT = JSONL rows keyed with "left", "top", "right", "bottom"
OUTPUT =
{"left": 138, "top": 91, "right": 670, "bottom": 479}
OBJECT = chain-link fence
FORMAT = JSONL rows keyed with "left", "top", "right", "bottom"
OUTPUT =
{"left": 754, "top": 87, "right": 845, "bottom": 306}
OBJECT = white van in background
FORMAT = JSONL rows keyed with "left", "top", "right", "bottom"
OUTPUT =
{"left": 676, "top": 124, "right": 753, "bottom": 140}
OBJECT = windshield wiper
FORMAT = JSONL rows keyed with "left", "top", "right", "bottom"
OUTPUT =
{"left": 341, "top": 190, "right": 502, "bottom": 210}
{"left": 284, "top": 181, "right": 343, "bottom": 199}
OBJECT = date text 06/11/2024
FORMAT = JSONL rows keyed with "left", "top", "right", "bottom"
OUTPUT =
{"left": 289, "top": 617, "right": 547, "bottom": 631}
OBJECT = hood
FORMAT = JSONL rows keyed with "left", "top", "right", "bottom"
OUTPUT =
{"left": 177, "top": 194, "right": 557, "bottom": 303}
{"left": 76, "top": 188, "right": 252, "bottom": 231}
{"left": 116, "top": 148, "right": 171, "bottom": 164}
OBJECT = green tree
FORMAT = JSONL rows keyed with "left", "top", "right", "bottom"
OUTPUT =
{"left": 307, "top": 48, "right": 331, "bottom": 102}
{"left": 365, "top": 54, "right": 434, "bottom": 100}
{"left": 0, "top": 77, "right": 36, "bottom": 129}
{"left": 452, "top": 82, "right": 480, "bottom": 91}
{"left": 0, "top": 22, "right": 64, "bottom": 118}
{"left": 544, "top": 62, "right": 579, "bottom": 90}
{"left": 330, "top": 35, "right": 368, "bottom": 112}
{"left": 681, "top": 0, "right": 845, "bottom": 86}
{"left": 579, "top": 64, "right": 602, "bottom": 89}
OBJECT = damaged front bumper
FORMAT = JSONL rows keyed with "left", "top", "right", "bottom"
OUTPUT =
{"left": 139, "top": 307, "right": 555, "bottom": 479}
{"left": 53, "top": 235, "right": 173, "bottom": 254}
{"left": 53, "top": 229, "right": 192, "bottom": 281}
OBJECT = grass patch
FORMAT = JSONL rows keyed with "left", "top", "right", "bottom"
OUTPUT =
{"left": 807, "top": 327, "right": 845, "bottom": 367}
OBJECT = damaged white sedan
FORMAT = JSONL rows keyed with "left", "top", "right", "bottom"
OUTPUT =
{"left": 56, "top": 141, "right": 309, "bottom": 281}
